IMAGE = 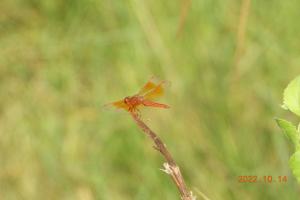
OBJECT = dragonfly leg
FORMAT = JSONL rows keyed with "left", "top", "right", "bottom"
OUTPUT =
{"left": 132, "top": 107, "right": 141, "bottom": 118}
{"left": 136, "top": 109, "right": 141, "bottom": 118}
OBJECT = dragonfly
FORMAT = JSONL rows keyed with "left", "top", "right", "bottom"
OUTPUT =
{"left": 105, "top": 77, "right": 170, "bottom": 115}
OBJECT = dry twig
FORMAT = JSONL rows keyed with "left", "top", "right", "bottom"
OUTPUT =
{"left": 130, "top": 112, "right": 196, "bottom": 200}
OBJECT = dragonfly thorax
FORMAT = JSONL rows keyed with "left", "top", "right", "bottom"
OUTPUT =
{"left": 124, "top": 95, "right": 143, "bottom": 106}
{"left": 124, "top": 96, "right": 130, "bottom": 104}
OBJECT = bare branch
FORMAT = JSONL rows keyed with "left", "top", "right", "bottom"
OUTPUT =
{"left": 130, "top": 112, "right": 196, "bottom": 200}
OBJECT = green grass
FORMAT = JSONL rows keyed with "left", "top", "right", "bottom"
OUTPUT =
{"left": 1, "top": 0, "right": 300, "bottom": 199}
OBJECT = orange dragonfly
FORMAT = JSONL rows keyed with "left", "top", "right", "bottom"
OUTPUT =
{"left": 105, "top": 77, "right": 170, "bottom": 114}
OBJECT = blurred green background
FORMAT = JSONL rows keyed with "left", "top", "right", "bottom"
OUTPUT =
{"left": 1, "top": 0, "right": 300, "bottom": 199}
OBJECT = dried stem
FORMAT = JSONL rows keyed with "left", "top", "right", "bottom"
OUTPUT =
{"left": 176, "top": 0, "right": 192, "bottom": 38}
{"left": 231, "top": 0, "right": 251, "bottom": 82}
{"left": 130, "top": 112, "right": 196, "bottom": 200}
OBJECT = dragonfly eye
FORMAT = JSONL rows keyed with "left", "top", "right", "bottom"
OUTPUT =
{"left": 124, "top": 97, "right": 130, "bottom": 104}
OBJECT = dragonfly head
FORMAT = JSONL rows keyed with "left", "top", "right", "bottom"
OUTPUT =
{"left": 124, "top": 96, "right": 130, "bottom": 104}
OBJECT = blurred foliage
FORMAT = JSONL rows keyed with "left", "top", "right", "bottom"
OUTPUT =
{"left": 277, "top": 75, "right": 300, "bottom": 183}
{"left": 1, "top": 0, "right": 300, "bottom": 199}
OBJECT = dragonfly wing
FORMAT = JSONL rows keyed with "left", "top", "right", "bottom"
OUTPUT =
{"left": 143, "top": 80, "right": 170, "bottom": 100}
{"left": 137, "top": 77, "right": 163, "bottom": 96}
{"left": 103, "top": 100, "right": 129, "bottom": 111}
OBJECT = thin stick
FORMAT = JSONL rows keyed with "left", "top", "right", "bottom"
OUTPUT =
{"left": 130, "top": 112, "right": 196, "bottom": 200}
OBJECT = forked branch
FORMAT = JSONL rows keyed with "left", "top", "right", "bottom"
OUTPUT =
{"left": 130, "top": 112, "right": 196, "bottom": 200}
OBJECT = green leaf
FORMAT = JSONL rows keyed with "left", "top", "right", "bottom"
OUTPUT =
{"left": 283, "top": 75, "right": 300, "bottom": 116}
{"left": 275, "top": 118, "right": 299, "bottom": 148}
{"left": 289, "top": 151, "right": 300, "bottom": 182}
